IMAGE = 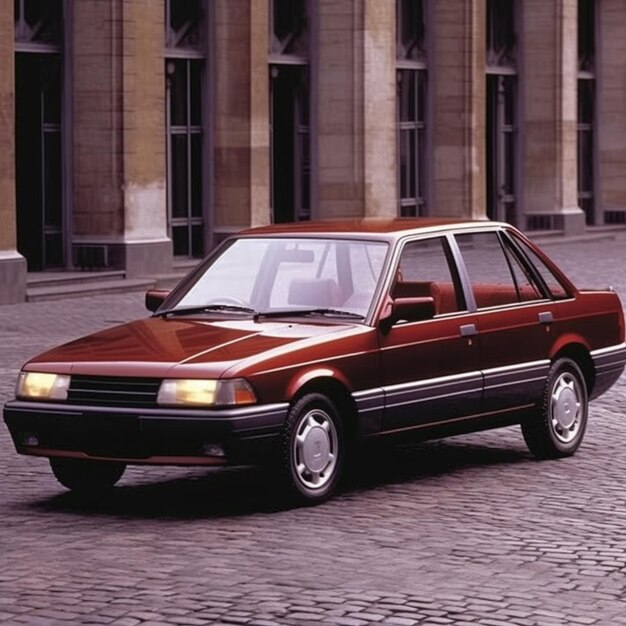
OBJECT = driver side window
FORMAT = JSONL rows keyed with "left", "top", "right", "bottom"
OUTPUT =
{"left": 395, "top": 237, "right": 462, "bottom": 315}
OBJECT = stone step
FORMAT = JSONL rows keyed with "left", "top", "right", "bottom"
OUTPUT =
{"left": 26, "top": 270, "right": 126, "bottom": 289}
{"left": 27, "top": 277, "right": 157, "bottom": 302}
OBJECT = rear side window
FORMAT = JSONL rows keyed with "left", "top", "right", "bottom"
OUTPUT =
{"left": 455, "top": 232, "right": 545, "bottom": 309}
{"left": 509, "top": 235, "right": 570, "bottom": 299}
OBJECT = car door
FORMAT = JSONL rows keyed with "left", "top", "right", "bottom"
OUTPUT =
{"left": 452, "top": 230, "right": 555, "bottom": 413}
{"left": 379, "top": 235, "right": 483, "bottom": 432}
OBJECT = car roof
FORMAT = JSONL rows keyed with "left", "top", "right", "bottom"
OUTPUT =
{"left": 238, "top": 217, "right": 509, "bottom": 241}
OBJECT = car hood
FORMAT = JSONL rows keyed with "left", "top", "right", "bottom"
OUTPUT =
{"left": 26, "top": 316, "right": 362, "bottom": 379}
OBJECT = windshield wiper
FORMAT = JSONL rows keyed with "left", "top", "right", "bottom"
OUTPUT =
{"left": 254, "top": 308, "right": 365, "bottom": 321}
{"left": 153, "top": 304, "right": 257, "bottom": 318}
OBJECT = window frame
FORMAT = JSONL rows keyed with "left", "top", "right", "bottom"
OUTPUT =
{"left": 449, "top": 229, "right": 562, "bottom": 313}
{"left": 389, "top": 234, "right": 468, "bottom": 319}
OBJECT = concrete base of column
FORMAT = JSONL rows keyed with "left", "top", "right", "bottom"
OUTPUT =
{"left": 525, "top": 208, "right": 586, "bottom": 236}
{"left": 0, "top": 252, "right": 27, "bottom": 304}
{"left": 72, "top": 238, "right": 173, "bottom": 276}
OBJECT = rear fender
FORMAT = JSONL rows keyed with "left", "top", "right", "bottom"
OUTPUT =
{"left": 549, "top": 334, "right": 591, "bottom": 361}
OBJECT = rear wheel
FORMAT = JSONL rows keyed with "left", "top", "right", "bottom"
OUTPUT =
{"left": 521, "top": 358, "right": 588, "bottom": 458}
{"left": 279, "top": 393, "right": 344, "bottom": 505}
{"left": 50, "top": 458, "right": 126, "bottom": 492}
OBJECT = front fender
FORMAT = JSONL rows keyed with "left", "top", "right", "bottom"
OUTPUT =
{"left": 285, "top": 367, "right": 353, "bottom": 400}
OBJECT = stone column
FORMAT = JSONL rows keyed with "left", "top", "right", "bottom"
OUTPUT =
{"left": 521, "top": 0, "right": 584, "bottom": 234}
{"left": 0, "top": 0, "right": 27, "bottom": 303}
{"left": 213, "top": 0, "right": 270, "bottom": 240}
{"left": 430, "top": 0, "right": 486, "bottom": 219}
{"left": 72, "top": 0, "right": 171, "bottom": 275}
{"left": 597, "top": 0, "right": 626, "bottom": 222}
{"left": 316, "top": 0, "right": 396, "bottom": 219}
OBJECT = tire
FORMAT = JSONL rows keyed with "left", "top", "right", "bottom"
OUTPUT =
{"left": 278, "top": 393, "right": 344, "bottom": 505}
{"left": 50, "top": 458, "right": 126, "bottom": 492}
{"left": 521, "top": 357, "right": 588, "bottom": 459}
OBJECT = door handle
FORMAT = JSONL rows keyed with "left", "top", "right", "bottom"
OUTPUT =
{"left": 538, "top": 311, "right": 554, "bottom": 324}
{"left": 460, "top": 323, "right": 478, "bottom": 337}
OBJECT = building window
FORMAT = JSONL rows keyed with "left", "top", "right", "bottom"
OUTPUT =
{"left": 397, "top": 0, "right": 426, "bottom": 62}
{"left": 165, "top": 0, "right": 207, "bottom": 257}
{"left": 577, "top": 0, "right": 595, "bottom": 225}
{"left": 269, "top": 0, "right": 310, "bottom": 223}
{"left": 14, "top": 0, "right": 65, "bottom": 270}
{"left": 396, "top": 0, "right": 427, "bottom": 217}
{"left": 578, "top": 0, "right": 595, "bottom": 73}
{"left": 486, "top": 0, "right": 517, "bottom": 224}
{"left": 486, "top": 0, "right": 516, "bottom": 68}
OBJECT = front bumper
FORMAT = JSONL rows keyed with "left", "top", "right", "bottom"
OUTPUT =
{"left": 3, "top": 400, "right": 289, "bottom": 466}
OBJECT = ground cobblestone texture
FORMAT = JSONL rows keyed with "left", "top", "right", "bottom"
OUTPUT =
{"left": 2, "top": 234, "right": 626, "bottom": 625}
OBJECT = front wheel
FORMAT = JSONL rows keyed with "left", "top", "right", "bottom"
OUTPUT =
{"left": 279, "top": 393, "right": 344, "bottom": 505}
{"left": 521, "top": 358, "right": 588, "bottom": 459}
{"left": 50, "top": 458, "right": 126, "bottom": 493}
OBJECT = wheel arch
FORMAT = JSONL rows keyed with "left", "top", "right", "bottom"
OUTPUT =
{"left": 289, "top": 374, "right": 360, "bottom": 443}
{"left": 551, "top": 342, "right": 595, "bottom": 396}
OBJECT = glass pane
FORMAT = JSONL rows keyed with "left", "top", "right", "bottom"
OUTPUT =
{"left": 512, "top": 235, "right": 569, "bottom": 299}
{"left": 171, "top": 134, "right": 189, "bottom": 219}
{"left": 167, "top": 0, "right": 203, "bottom": 49}
{"left": 408, "top": 129, "right": 417, "bottom": 199}
{"left": 397, "top": 0, "right": 425, "bottom": 61}
{"left": 172, "top": 225, "right": 189, "bottom": 256}
{"left": 299, "top": 131, "right": 310, "bottom": 216}
{"left": 41, "top": 56, "right": 61, "bottom": 125}
{"left": 456, "top": 232, "right": 519, "bottom": 308}
{"left": 399, "top": 70, "right": 417, "bottom": 122}
{"left": 399, "top": 129, "right": 410, "bottom": 199}
{"left": 190, "top": 133, "right": 202, "bottom": 217}
{"left": 503, "top": 75, "right": 515, "bottom": 126}
{"left": 417, "top": 126, "right": 426, "bottom": 201}
{"left": 272, "top": 0, "right": 308, "bottom": 56}
{"left": 504, "top": 130, "right": 515, "bottom": 194}
{"left": 486, "top": 0, "right": 515, "bottom": 67}
{"left": 396, "top": 237, "right": 460, "bottom": 314}
{"left": 578, "top": 129, "right": 593, "bottom": 192}
{"left": 168, "top": 59, "right": 188, "bottom": 127}
{"left": 190, "top": 61, "right": 203, "bottom": 126}
{"left": 578, "top": 79, "right": 594, "bottom": 124}
{"left": 21, "top": 0, "right": 62, "bottom": 45}
{"left": 417, "top": 72, "right": 426, "bottom": 122}
{"left": 43, "top": 130, "right": 62, "bottom": 228}
{"left": 578, "top": 0, "right": 595, "bottom": 71}
{"left": 44, "top": 232, "right": 63, "bottom": 268}
{"left": 176, "top": 238, "right": 388, "bottom": 319}
{"left": 191, "top": 224, "right": 204, "bottom": 258}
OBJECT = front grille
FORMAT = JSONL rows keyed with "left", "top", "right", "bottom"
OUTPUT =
{"left": 67, "top": 375, "right": 161, "bottom": 407}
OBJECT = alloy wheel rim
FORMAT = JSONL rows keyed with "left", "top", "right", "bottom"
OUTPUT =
{"left": 292, "top": 408, "right": 338, "bottom": 490}
{"left": 550, "top": 372, "right": 583, "bottom": 444}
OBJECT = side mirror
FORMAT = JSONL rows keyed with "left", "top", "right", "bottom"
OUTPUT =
{"left": 380, "top": 296, "right": 436, "bottom": 330}
{"left": 145, "top": 289, "right": 170, "bottom": 312}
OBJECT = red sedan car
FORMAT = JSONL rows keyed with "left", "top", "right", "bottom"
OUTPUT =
{"left": 4, "top": 219, "right": 626, "bottom": 504}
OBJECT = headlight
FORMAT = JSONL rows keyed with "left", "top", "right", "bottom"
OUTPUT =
{"left": 16, "top": 372, "right": 70, "bottom": 401}
{"left": 156, "top": 378, "right": 257, "bottom": 407}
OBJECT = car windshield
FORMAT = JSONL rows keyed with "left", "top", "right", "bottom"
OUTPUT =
{"left": 166, "top": 237, "right": 390, "bottom": 320}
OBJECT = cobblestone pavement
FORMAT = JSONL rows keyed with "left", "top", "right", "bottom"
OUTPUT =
{"left": 2, "top": 234, "right": 626, "bottom": 626}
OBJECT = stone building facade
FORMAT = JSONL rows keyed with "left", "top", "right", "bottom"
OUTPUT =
{"left": 0, "top": 0, "right": 622, "bottom": 303}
